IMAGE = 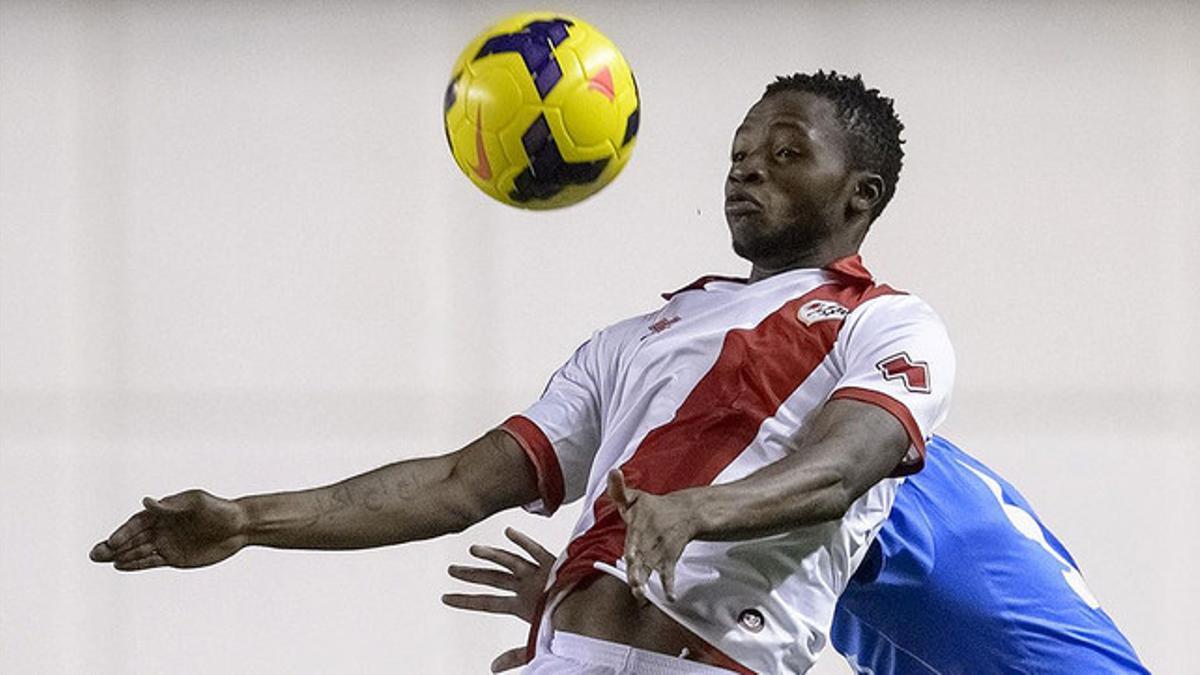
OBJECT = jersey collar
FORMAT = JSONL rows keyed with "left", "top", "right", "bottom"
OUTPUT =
{"left": 661, "top": 255, "right": 873, "bottom": 300}
{"left": 824, "top": 254, "right": 874, "bottom": 282}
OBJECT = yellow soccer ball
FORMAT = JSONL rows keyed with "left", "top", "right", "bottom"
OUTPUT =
{"left": 443, "top": 13, "right": 640, "bottom": 210}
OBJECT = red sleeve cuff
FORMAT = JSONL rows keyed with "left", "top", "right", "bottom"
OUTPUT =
{"left": 500, "top": 415, "right": 566, "bottom": 515}
{"left": 829, "top": 387, "right": 926, "bottom": 476}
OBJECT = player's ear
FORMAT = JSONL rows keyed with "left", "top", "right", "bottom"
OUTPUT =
{"left": 848, "top": 172, "right": 885, "bottom": 217}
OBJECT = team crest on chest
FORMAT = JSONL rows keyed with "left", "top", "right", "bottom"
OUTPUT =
{"left": 797, "top": 299, "right": 849, "bottom": 326}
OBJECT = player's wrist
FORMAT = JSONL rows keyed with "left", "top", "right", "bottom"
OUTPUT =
{"left": 234, "top": 494, "right": 277, "bottom": 547}
{"left": 685, "top": 486, "right": 728, "bottom": 541}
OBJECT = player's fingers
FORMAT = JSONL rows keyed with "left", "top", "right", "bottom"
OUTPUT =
{"left": 89, "top": 541, "right": 116, "bottom": 562}
{"left": 659, "top": 555, "right": 678, "bottom": 602}
{"left": 113, "top": 554, "right": 166, "bottom": 572}
{"left": 120, "top": 528, "right": 157, "bottom": 550}
{"left": 490, "top": 647, "right": 528, "bottom": 673}
{"left": 440, "top": 593, "right": 518, "bottom": 616}
{"left": 108, "top": 524, "right": 159, "bottom": 559}
{"left": 505, "top": 527, "right": 555, "bottom": 567}
{"left": 625, "top": 546, "right": 649, "bottom": 602}
{"left": 629, "top": 563, "right": 649, "bottom": 602}
{"left": 623, "top": 534, "right": 638, "bottom": 574}
{"left": 447, "top": 565, "right": 520, "bottom": 591}
{"left": 105, "top": 511, "right": 157, "bottom": 550}
{"left": 469, "top": 544, "right": 531, "bottom": 574}
{"left": 115, "top": 542, "right": 161, "bottom": 564}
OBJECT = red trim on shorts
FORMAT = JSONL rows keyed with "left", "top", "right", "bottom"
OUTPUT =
{"left": 830, "top": 386, "right": 927, "bottom": 476}
{"left": 500, "top": 415, "right": 565, "bottom": 514}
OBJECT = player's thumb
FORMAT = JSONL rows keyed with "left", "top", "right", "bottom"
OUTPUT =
{"left": 142, "top": 495, "right": 189, "bottom": 516}
{"left": 606, "top": 469, "right": 637, "bottom": 511}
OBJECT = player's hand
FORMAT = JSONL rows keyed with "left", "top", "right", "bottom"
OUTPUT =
{"left": 441, "top": 526, "right": 554, "bottom": 624}
{"left": 89, "top": 490, "right": 249, "bottom": 571}
{"left": 607, "top": 469, "right": 698, "bottom": 603}
{"left": 441, "top": 527, "right": 554, "bottom": 673}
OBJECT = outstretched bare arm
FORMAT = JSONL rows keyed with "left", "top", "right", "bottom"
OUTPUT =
{"left": 90, "top": 428, "right": 538, "bottom": 570}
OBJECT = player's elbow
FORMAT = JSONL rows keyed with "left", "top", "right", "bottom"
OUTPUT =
{"left": 803, "top": 469, "right": 857, "bottom": 524}
{"left": 441, "top": 455, "right": 507, "bottom": 531}
{"left": 440, "top": 477, "right": 492, "bottom": 533}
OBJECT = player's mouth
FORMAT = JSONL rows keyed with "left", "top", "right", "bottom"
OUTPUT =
{"left": 725, "top": 191, "right": 762, "bottom": 215}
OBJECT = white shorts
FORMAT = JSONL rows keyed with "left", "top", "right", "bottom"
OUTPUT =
{"left": 522, "top": 631, "right": 737, "bottom": 675}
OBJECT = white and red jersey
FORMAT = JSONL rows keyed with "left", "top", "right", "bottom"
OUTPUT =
{"left": 501, "top": 256, "right": 955, "bottom": 674}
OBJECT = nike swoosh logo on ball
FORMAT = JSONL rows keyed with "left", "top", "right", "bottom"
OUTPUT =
{"left": 588, "top": 65, "right": 615, "bottom": 101}
{"left": 472, "top": 104, "right": 492, "bottom": 180}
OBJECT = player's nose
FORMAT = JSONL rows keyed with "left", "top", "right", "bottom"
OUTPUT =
{"left": 724, "top": 163, "right": 763, "bottom": 183}
{"left": 728, "top": 161, "right": 765, "bottom": 185}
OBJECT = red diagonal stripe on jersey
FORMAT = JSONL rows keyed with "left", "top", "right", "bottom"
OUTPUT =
{"left": 539, "top": 279, "right": 902, "bottom": 669}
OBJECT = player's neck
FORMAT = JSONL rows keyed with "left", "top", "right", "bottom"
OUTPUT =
{"left": 747, "top": 242, "right": 861, "bottom": 283}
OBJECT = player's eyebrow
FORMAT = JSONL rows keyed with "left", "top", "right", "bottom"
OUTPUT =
{"left": 767, "top": 119, "right": 814, "bottom": 136}
{"left": 732, "top": 118, "right": 813, "bottom": 142}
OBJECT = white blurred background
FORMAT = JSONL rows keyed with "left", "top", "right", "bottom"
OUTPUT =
{"left": 1, "top": 1, "right": 1196, "bottom": 672}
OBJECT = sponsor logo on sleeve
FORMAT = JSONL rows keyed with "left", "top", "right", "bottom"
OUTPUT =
{"left": 876, "top": 352, "right": 931, "bottom": 394}
{"left": 797, "top": 300, "right": 849, "bottom": 326}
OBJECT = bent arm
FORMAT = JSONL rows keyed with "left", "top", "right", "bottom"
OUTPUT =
{"left": 691, "top": 398, "right": 909, "bottom": 540}
{"left": 242, "top": 428, "right": 539, "bottom": 550}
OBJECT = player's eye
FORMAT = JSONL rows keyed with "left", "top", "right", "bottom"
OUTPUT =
{"left": 775, "top": 147, "right": 801, "bottom": 159}
{"left": 731, "top": 151, "right": 746, "bottom": 163}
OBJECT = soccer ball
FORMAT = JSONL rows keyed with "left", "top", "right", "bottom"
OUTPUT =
{"left": 443, "top": 13, "right": 640, "bottom": 210}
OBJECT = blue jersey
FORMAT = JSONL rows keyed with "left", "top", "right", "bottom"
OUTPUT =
{"left": 831, "top": 436, "right": 1147, "bottom": 674}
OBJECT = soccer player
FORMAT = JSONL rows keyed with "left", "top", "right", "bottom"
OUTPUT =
{"left": 444, "top": 436, "right": 1148, "bottom": 674}
{"left": 91, "top": 71, "right": 954, "bottom": 674}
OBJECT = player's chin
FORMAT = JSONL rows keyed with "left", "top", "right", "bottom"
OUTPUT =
{"left": 728, "top": 219, "right": 774, "bottom": 261}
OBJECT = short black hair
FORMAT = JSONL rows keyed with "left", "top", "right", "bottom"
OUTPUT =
{"left": 763, "top": 71, "right": 905, "bottom": 220}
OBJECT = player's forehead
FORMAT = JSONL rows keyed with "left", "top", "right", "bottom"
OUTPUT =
{"left": 733, "top": 91, "right": 842, "bottom": 143}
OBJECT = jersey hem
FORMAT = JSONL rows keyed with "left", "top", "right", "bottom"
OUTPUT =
{"left": 590, "top": 562, "right": 756, "bottom": 674}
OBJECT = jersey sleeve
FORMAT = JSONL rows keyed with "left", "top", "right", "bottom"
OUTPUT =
{"left": 499, "top": 334, "right": 607, "bottom": 516}
{"left": 829, "top": 294, "right": 955, "bottom": 475}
